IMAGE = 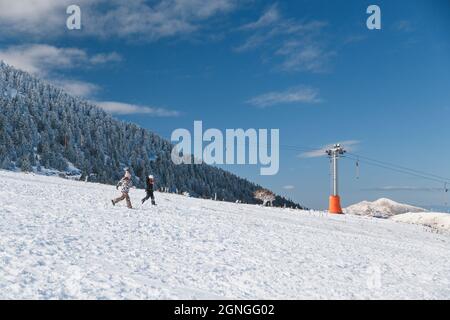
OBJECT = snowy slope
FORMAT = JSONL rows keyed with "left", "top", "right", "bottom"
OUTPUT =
{"left": 345, "top": 198, "right": 427, "bottom": 218}
{"left": 0, "top": 170, "right": 449, "bottom": 299}
{"left": 392, "top": 212, "right": 450, "bottom": 233}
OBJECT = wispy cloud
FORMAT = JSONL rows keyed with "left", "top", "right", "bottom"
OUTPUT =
{"left": 0, "top": 44, "right": 85, "bottom": 75}
{"left": 55, "top": 79, "right": 101, "bottom": 98}
{"left": 93, "top": 101, "right": 180, "bottom": 117}
{"left": 343, "top": 35, "right": 367, "bottom": 45}
{"left": 0, "top": 0, "right": 240, "bottom": 41}
{"left": 0, "top": 0, "right": 69, "bottom": 37}
{"left": 299, "top": 140, "right": 360, "bottom": 158}
{"left": 0, "top": 44, "right": 121, "bottom": 76}
{"left": 235, "top": 5, "right": 331, "bottom": 73}
{"left": 90, "top": 52, "right": 123, "bottom": 64}
{"left": 0, "top": 44, "right": 122, "bottom": 99}
{"left": 394, "top": 20, "right": 414, "bottom": 33}
{"left": 283, "top": 185, "right": 295, "bottom": 190}
{"left": 239, "top": 3, "right": 280, "bottom": 30}
{"left": 247, "top": 86, "right": 320, "bottom": 108}
{"left": 275, "top": 41, "right": 334, "bottom": 73}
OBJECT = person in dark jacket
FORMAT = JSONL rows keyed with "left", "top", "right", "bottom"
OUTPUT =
{"left": 141, "top": 175, "right": 156, "bottom": 205}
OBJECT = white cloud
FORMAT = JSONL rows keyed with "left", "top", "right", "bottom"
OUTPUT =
{"left": 234, "top": 33, "right": 267, "bottom": 52}
{"left": 299, "top": 140, "right": 360, "bottom": 158}
{"left": 86, "top": 0, "right": 239, "bottom": 41}
{"left": 94, "top": 101, "right": 180, "bottom": 117}
{"left": 0, "top": 0, "right": 68, "bottom": 36}
{"left": 343, "top": 35, "right": 367, "bottom": 45}
{"left": 236, "top": 6, "right": 331, "bottom": 73}
{"left": 90, "top": 52, "right": 122, "bottom": 64}
{"left": 0, "top": 0, "right": 239, "bottom": 41}
{"left": 239, "top": 4, "right": 280, "bottom": 30}
{"left": 247, "top": 86, "right": 320, "bottom": 108}
{"left": 275, "top": 41, "right": 334, "bottom": 73}
{"left": 0, "top": 44, "right": 121, "bottom": 76}
{"left": 0, "top": 44, "right": 85, "bottom": 75}
{"left": 0, "top": 44, "right": 121, "bottom": 99}
{"left": 55, "top": 79, "right": 101, "bottom": 97}
{"left": 394, "top": 20, "right": 414, "bottom": 33}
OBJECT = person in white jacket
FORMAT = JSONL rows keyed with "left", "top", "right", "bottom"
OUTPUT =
{"left": 111, "top": 170, "right": 133, "bottom": 209}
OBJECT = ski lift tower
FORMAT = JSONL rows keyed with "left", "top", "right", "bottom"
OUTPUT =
{"left": 326, "top": 144, "right": 346, "bottom": 214}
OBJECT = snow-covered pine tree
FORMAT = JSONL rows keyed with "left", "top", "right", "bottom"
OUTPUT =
{"left": 19, "top": 155, "right": 32, "bottom": 172}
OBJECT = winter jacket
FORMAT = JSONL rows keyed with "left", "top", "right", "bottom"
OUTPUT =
{"left": 145, "top": 179, "right": 154, "bottom": 192}
{"left": 117, "top": 177, "right": 133, "bottom": 194}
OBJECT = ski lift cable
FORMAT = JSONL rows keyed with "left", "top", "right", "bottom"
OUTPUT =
{"left": 343, "top": 155, "right": 447, "bottom": 184}
{"left": 346, "top": 151, "right": 450, "bottom": 182}
{"left": 342, "top": 155, "right": 449, "bottom": 185}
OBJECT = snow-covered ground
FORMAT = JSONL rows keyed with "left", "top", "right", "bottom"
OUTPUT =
{"left": 392, "top": 212, "right": 450, "bottom": 233}
{"left": 0, "top": 170, "right": 449, "bottom": 299}
{"left": 345, "top": 198, "right": 426, "bottom": 218}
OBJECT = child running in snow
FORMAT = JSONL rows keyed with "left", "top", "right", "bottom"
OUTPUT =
{"left": 112, "top": 169, "right": 133, "bottom": 209}
{"left": 141, "top": 175, "right": 156, "bottom": 205}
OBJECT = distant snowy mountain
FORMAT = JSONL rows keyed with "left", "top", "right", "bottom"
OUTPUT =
{"left": 344, "top": 198, "right": 427, "bottom": 218}
{"left": 0, "top": 62, "right": 300, "bottom": 208}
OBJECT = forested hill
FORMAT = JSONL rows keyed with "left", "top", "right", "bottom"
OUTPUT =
{"left": 0, "top": 62, "right": 302, "bottom": 208}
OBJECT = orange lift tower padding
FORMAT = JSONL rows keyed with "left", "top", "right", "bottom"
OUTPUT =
{"left": 326, "top": 144, "right": 346, "bottom": 214}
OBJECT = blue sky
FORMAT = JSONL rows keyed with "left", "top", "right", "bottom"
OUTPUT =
{"left": 1, "top": 0, "right": 449, "bottom": 209}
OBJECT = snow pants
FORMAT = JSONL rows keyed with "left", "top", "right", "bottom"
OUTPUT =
{"left": 114, "top": 192, "right": 132, "bottom": 208}
{"left": 142, "top": 190, "right": 155, "bottom": 205}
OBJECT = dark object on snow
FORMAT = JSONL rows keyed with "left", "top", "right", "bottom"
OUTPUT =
{"left": 142, "top": 175, "right": 156, "bottom": 205}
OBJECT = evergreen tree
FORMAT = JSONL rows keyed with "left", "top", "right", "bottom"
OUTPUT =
{"left": 19, "top": 155, "right": 32, "bottom": 172}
